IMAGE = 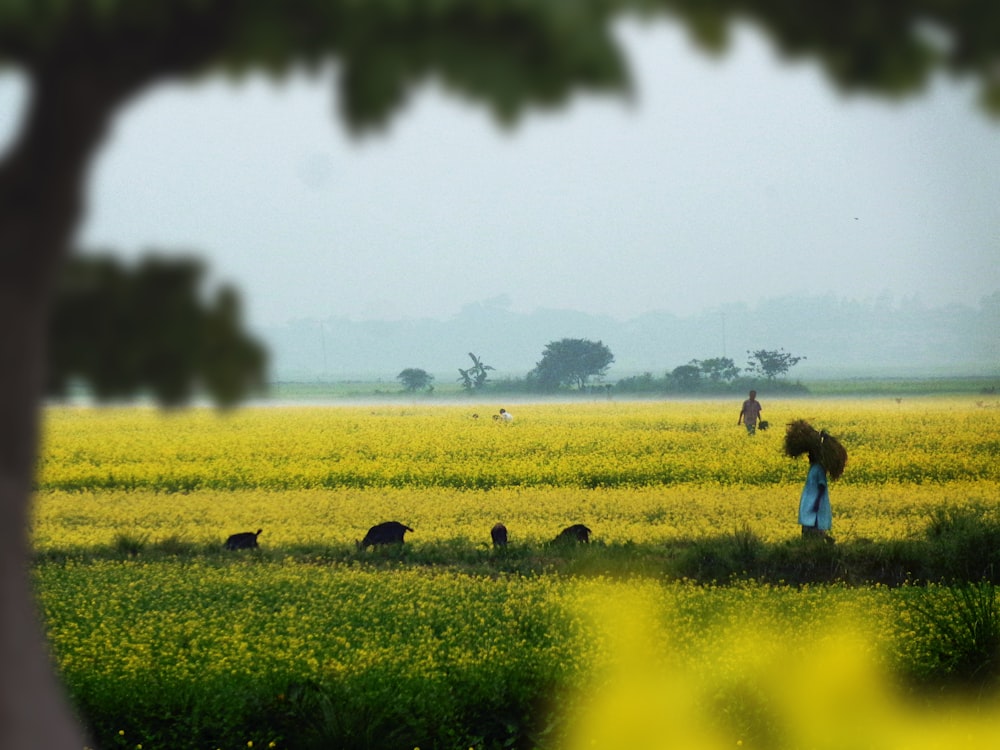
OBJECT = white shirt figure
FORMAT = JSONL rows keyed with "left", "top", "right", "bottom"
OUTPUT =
{"left": 498, "top": 408, "right": 513, "bottom": 423}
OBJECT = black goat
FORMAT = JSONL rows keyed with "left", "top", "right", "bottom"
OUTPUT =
{"left": 553, "top": 524, "right": 591, "bottom": 544}
{"left": 224, "top": 528, "right": 262, "bottom": 550}
{"left": 357, "top": 521, "right": 413, "bottom": 550}
{"left": 491, "top": 522, "right": 508, "bottom": 547}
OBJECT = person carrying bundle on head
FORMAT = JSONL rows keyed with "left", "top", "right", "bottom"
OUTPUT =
{"left": 784, "top": 419, "right": 847, "bottom": 542}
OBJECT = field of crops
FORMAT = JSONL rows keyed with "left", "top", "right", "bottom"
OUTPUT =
{"left": 30, "top": 396, "right": 1000, "bottom": 749}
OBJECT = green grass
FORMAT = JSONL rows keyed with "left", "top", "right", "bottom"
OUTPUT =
{"left": 893, "top": 581, "right": 1000, "bottom": 695}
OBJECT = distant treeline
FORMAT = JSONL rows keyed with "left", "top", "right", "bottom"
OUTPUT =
{"left": 466, "top": 373, "right": 806, "bottom": 396}
{"left": 261, "top": 293, "right": 1000, "bottom": 382}
{"left": 612, "top": 372, "right": 808, "bottom": 396}
{"left": 262, "top": 375, "right": 1000, "bottom": 403}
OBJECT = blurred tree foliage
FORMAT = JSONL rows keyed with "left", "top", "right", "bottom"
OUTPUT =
{"left": 1, "top": 2, "right": 998, "bottom": 124}
{"left": 46, "top": 254, "right": 267, "bottom": 407}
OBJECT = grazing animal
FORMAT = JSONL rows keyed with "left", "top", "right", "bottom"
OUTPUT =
{"left": 357, "top": 521, "right": 413, "bottom": 550}
{"left": 553, "top": 524, "right": 591, "bottom": 544}
{"left": 224, "top": 529, "right": 262, "bottom": 550}
{"left": 491, "top": 522, "right": 508, "bottom": 547}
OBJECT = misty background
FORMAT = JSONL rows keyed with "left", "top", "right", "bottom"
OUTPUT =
{"left": 3, "top": 18, "right": 998, "bottom": 383}
{"left": 264, "top": 292, "right": 999, "bottom": 382}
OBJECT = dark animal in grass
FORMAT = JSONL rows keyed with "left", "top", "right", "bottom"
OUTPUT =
{"left": 491, "top": 522, "right": 508, "bottom": 547}
{"left": 357, "top": 521, "right": 413, "bottom": 550}
{"left": 553, "top": 524, "right": 591, "bottom": 544}
{"left": 224, "top": 529, "right": 261, "bottom": 550}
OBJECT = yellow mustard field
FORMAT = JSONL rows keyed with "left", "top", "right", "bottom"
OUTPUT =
{"left": 37, "top": 399, "right": 1000, "bottom": 490}
{"left": 33, "top": 397, "right": 1000, "bottom": 550}
{"left": 30, "top": 481, "right": 1000, "bottom": 551}
{"left": 28, "top": 396, "right": 1000, "bottom": 750}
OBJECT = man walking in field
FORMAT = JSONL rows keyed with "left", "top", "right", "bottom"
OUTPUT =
{"left": 738, "top": 390, "right": 763, "bottom": 435}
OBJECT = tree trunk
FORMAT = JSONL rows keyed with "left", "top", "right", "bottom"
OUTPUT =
{"left": 0, "top": 11, "right": 237, "bottom": 742}
{"left": 0, "top": 62, "right": 136, "bottom": 749}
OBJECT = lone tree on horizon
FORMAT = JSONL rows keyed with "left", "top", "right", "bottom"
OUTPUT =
{"left": 397, "top": 367, "right": 434, "bottom": 392}
{"left": 746, "top": 348, "right": 806, "bottom": 380}
{"left": 530, "top": 338, "right": 614, "bottom": 391}
{"left": 2, "top": 3, "right": 1000, "bottom": 747}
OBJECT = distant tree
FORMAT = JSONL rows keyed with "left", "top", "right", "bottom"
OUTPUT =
{"left": 397, "top": 368, "right": 433, "bottom": 392}
{"left": 530, "top": 338, "right": 614, "bottom": 391}
{"left": 698, "top": 357, "right": 740, "bottom": 382}
{"left": 614, "top": 371, "right": 660, "bottom": 394}
{"left": 746, "top": 349, "right": 805, "bottom": 380}
{"left": 47, "top": 254, "right": 266, "bottom": 408}
{"left": 670, "top": 363, "right": 702, "bottom": 390}
{"left": 457, "top": 352, "right": 494, "bottom": 391}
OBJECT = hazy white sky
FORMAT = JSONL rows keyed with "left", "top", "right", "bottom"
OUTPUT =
{"left": 4, "top": 19, "right": 999, "bottom": 327}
